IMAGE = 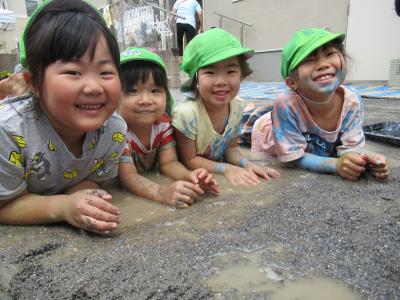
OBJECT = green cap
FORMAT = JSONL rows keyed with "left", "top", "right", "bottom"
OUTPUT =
{"left": 19, "top": 0, "right": 100, "bottom": 68}
{"left": 281, "top": 28, "right": 345, "bottom": 79}
{"left": 181, "top": 28, "right": 254, "bottom": 94}
{"left": 120, "top": 47, "right": 167, "bottom": 72}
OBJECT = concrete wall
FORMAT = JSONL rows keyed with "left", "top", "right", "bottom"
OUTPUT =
{"left": 203, "top": 0, "right": 349, "bottom": 81}
{"left": 346, "top": 0, "right": 400, "bottom": 81}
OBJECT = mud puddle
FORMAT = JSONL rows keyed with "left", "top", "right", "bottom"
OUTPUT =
{"left": 105, "top": 171, "right": 279, "bottom": 233}
{"left": 207, "top": 249, "right": 361, "bottom": 299}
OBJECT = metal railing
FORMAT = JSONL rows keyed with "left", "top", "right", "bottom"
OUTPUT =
{"left": 214, "top": 12, "right": 252, "bottom": 45}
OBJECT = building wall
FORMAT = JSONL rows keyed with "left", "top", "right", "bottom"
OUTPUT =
{"left": 346, "top": 0, "right": 400, "bottom": 81}
{"left": 203, "top": 0, "right": 349, "bottom": 81}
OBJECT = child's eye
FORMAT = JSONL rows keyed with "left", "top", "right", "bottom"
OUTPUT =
{"left": 303, "top": 57, "right": 315, "bottom": 63}
{"left": 101, "top": 71, "right": 115, "bottom": 76}
{"left": 152, "top": 88, "right": 162, "bottom": 93}
{"left": 327, "top": 51, "right": 338, "bottom": 56}
{"left": 202, "top": 70, "right": 214, "bottom": 75}
{"left": 128, "top": 88, "right": 138, "bottom": 94}
{"left": 64, "top": 71, "right": 81, "bottom": 76}
{"left": 228, "top": 69, "right": 239, "bottom": 74}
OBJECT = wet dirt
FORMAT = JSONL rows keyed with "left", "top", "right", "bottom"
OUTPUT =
{"left": 0, "top": 97, "right": 399, "bottom": 299}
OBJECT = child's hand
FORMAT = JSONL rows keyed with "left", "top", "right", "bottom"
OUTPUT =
{"left": 364, "top": 154, "right": 389, "bottom": 181}
{"left": 336, "top": 153, "right": 366, "bottom": 181}
{"left": 244, "top": 162, "right": 280, "bottom": 181}
{"left": 160, "top": 181, "right": 203, "bottom": 208}
{"left": 188, "top": 168, "right": 220, "bottom": 193}
{"left": 63, "top": 189, "right": 121, "bottom": 234}
{"left": 224, "top": 165, "right": 260, "bottom": 186}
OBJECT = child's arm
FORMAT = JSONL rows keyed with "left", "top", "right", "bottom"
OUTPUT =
{"left": 118, "top": 161, "right": 198, "bottom": 208}
{"left": 176, "top": 130, "right": 261, "bottom": 186}
{"left": 159, "top": 147, "right": 219, "bottom": 193}
{"left": 0, "top": 187, "right": 120, "bottom": 234}
{"left": 295, "top": 152, "right": 366, "bottom": 181}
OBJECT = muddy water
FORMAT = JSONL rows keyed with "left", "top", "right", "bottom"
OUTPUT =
{"left": 105, "top": 171, "right": 278, "bottom": 232}
{"left": 207, "top": 249, "right": 361, "bottom": 299}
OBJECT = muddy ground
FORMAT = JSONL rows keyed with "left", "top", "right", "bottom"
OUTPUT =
{"left": 0, "top": 96, "right": 399, "bottom": 300}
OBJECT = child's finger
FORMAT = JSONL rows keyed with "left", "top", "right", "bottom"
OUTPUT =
{"left": 84, "top": 205, "right": 121, "bottom": 223}
{"left": 266, "top": 168, "right": 280, "bottom": 178}
{"left": 81, "top": 215, "right": 118, "bottom": 233}
{"left": 240, "top": 173, "right": 259, "bottom": 186}
{"left": 176, "top": 193, "right": 194, "bottom": 204}
{"left": 188, "top": 172, "right": 199, "bottom": 184}
{"left": 344, "top": 161, "right": 365, "bottom": 174}
{"left": 201, "top": 173, "right": 214, "bottom": 184}
{"left": 246, "top": 171, "right": 260, "bottom": 184}
{"left": 174, "top": 200, "right": 189, "bottom": 209}
{"left": 182, "top": 183, "right": 203, "bottom": 197}
{"left": 88, "top": 197, "right": 121, "bottom": 216}
{"left": 373, "top": 171, "right": 390, "bottom": 181}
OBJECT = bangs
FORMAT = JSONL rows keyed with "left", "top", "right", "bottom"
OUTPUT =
{"left": 121, "top": 61, "right": 167, "bottom": 93}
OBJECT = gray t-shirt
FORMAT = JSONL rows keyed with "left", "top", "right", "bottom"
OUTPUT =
{"left": 0, "top": 97, "right": 127, "bottom": 201}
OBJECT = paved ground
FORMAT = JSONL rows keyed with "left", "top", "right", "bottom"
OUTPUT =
{"left": 0, "top": 94, "right": 399, "bottom": 300}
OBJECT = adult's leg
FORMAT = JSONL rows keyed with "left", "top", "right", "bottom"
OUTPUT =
{"left": 183, "top": 23, "right": 197, "bottom": 45}
{"left": 176, "top": 23, "right": 185, "bottom": 57}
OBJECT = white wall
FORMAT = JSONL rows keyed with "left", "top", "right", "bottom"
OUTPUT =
{"left": 346, "top": 0, "right": 400, "bottom": 81}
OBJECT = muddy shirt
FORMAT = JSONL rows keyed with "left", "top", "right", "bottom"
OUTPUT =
{"left": 0, "top": 97, "right": 127, "bottom": 201}
{"left": 172, "top": 96, "right": 244, "bottom": 161}
{"left": 119, "top": 114, "right": 175, "bottom": 172}
{"left": 251, "top": 85, "right": 365, "bottom": 162}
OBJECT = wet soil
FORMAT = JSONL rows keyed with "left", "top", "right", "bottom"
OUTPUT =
{"left": 0, "top": 97, "right": 399, "bottom": 299}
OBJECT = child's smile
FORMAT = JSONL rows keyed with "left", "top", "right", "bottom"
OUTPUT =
{"left": 197, "top": 57, "right": 242, "bottom": 109}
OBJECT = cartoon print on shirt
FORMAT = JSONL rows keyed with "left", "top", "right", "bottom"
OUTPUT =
{"left": 63, "top": 170, "right": 79, "bottom": 179}
{"left": 9, "top": 151, "right": 23, "bottom": 167}
{"left": 12, "top": 135, "right": 27, "bottom": 148}
{"left": 27, "top": 152, "right": 51, "bottom": 181}
{"left": 48, "top": 140, "right": 57, "bottom": 151}
{"left": 87, "top": 137, "right": 96, "bottom": 150}
{"left": 91, "top": 156, "right": 108, "bottom": 176}
{"left": 112, "top": 131, "right": 125, "bottom": 143}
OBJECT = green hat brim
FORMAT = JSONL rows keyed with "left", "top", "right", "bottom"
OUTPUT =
{"left": 282, "top": 32, "right": 345, "bottom": 78}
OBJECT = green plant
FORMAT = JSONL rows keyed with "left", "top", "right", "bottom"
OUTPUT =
{"left": 0, "top": 70, "right": 11, "bottom": 79}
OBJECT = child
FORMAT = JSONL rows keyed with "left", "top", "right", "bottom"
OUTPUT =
{"left": 251, "top": 28, "right": 389, "bottom": 181}
{"left": 172, "top": 28, "right": 280, "bottom": 186}
{"left": 0, "top": 0, "right": 126, "bottom": 234}
{"left": 118, "top": 47, "right": 219, "bottom": 209}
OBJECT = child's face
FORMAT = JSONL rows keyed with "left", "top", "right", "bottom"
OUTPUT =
{"left": 40, "top": 35, "right": 121, "bottom": 138}
{"left": 118, "top": 73, "right": 167, "bottom": 129}
{"left": 292, "top": 46, "right": 347, "bottom": 98}
{"left": 197, "top": 57, "right": 242, "bottom": 108}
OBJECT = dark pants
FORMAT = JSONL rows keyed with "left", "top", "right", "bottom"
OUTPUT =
{"left": 176, "top": 23, "right": 196, "bottom": 56}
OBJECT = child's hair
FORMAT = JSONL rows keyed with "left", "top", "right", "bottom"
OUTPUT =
{"left": 22, "top": 0, "right": 120, "bottom": 97}
{"left": 120, "top": 60, "right": 173, "bottom": 115}
{"left": 180, "top": 28, "right": 254, "bottom": 98}
{"left": 281, "top": 28, "right": 346, "bottom": 79}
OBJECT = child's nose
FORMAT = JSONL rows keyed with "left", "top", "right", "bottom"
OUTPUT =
{"left": 214, "top": 74, "right": 228, "bottom": 86}
{"left": 139, "top": 92, "right": 153, "bottom": 104}
{"left": 82, "top": 76, "right": 104, "bottom": 95}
